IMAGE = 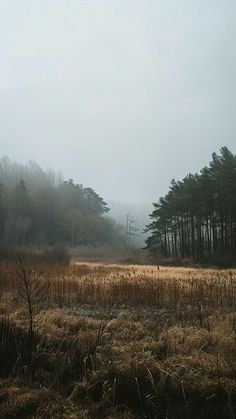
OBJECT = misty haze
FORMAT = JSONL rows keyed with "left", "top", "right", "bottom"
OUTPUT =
{"left": 0, "top": 1, "right": 236, "bottom": 418}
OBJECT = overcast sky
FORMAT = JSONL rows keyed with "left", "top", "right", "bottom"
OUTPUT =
{"left": 1, "top": 0, "right": 236, "bottom": 204}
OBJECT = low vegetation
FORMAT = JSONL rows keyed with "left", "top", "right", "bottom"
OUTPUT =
{"left": 0, "top": 256, "right": 235, "bottom": 418}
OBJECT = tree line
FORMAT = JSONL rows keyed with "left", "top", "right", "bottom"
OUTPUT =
{"left": 0, "top": 157, "right": 123, "bottom": 247}
{"left": 146, "top": 147, "right": 236, "bottom": 263}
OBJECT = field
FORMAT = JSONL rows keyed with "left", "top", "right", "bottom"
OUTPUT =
{"left": 0, "top": 260, "right": 236, "bottom": 418}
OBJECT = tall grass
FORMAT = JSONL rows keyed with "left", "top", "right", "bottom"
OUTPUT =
{"left": 0, "top": 261, "right": 235, "bottom": 418}
{"left": 2, "top": 262, "right": 235, "bottom": 310}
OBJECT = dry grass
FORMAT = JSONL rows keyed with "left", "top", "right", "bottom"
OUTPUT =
{"left": 0, "top": 260, "right": 235, "bottom": 418}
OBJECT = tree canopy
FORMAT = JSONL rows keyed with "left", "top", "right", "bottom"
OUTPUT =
{"left": 0, "top": 157, "right": 123, "bottom": 247}
{"left": 146, "top": 147, "right": 236, "bottom": 263}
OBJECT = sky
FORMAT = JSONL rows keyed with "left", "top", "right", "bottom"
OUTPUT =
{"left": 1, "top": 0, "right": 236, "bottom": 205}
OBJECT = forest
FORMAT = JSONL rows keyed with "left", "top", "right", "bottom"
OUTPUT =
{"left": 146, "top": 147, "right": 236, "bottom": 264}
{"left": 0, "top": 156, "right": 123, "bottom": 248}
{"left": 0, "top": 152, "right": 235, "bottom": 418}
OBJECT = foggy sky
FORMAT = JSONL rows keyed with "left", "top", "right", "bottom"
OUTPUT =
{"left": 1, "top": 0, "right": 236, "bottom": 204}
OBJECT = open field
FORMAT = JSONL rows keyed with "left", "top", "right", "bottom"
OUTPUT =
{"left": 0, "top": 261, "right": 236, "bottom": 418}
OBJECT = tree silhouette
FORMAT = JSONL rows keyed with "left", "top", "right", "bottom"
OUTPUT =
{"left": 146, "top": 147, "right": 236, "bottom": 263}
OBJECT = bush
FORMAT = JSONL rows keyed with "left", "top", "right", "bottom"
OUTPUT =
{"left": 208, "top": 252, "right": 236, "bottom": 268}
{"left": 0, "top": 245, "right": 70, "bottom": 265}
{"left": 41, "top": 247, "right": 70, "bottom": 265}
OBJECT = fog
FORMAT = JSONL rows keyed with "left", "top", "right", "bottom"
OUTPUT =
{"left": 1, "top": 0, "right": 236, "bottom": 206}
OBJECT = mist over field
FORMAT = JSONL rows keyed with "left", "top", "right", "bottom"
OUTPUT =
{"left": 1, "top": 0, "right": 236, "bottom": 207}
{"left": 1, "top": 3, "right": 236, "bottom": 418}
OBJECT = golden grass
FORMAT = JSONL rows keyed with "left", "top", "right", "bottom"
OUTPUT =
{"left": 0, "top": 261, "right": 235, "bottom": 418}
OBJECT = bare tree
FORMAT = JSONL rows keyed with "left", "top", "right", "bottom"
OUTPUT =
{"left": 17, "top": 257, "right": 50, "bottom": 368}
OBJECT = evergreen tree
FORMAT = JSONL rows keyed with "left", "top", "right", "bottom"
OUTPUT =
{"left": 146, "top": 147, "right": 236, "bottom": 263}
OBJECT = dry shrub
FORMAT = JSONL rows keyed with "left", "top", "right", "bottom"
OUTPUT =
{"left": 0, "top": 245, "right": 70, "bottom": 265}
{"left": 0, "top": 381, "right": 79, "bottom": 418}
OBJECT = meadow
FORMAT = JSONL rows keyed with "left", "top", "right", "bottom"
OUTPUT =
{"left": 0, "top": 259, "right": 235, "bottom": 418}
